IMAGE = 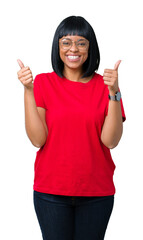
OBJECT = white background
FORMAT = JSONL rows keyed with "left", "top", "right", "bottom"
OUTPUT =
{"left": 0, "top": 0, "right": 143, "bottom": 239}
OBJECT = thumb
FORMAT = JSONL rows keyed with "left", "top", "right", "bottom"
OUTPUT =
{"left": 17, "top": 59, "right": 25, "bottom": 69}
{"left": 114, "top": 60, "right": 121, "bottom": 71}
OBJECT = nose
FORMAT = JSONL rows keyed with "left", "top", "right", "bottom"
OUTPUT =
{"left": 70, "top": 42, "right": 79, "bottom": 52}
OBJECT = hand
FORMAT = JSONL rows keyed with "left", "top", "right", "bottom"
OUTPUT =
{"left": 17, "top": 59, "right": 33, "bottom": 90}
{"left": 103, "top": 60, "right": 121, "bottom": 94}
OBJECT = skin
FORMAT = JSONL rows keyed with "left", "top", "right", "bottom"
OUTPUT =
{"left": 59, "top": 35, "right": 123, "bottom": 149}
{"left": 101, "top": 60, "right": 123, "bottom": 148}
{"left": 17, "top": 35, "right": 123, "bottom": 149}
{"left": 17, "top": 60, "right": 48, "bottom": 148}
{"left": 59, "top": 35, "right": 94, "bottom": 83}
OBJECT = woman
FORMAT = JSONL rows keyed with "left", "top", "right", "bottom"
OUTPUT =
{"left": 17, "top": 16, "right": 126, "bottom": 240}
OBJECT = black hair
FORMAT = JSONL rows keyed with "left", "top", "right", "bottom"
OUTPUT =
{"left": 51, "top": 16, "right": 100, "bottom": 79}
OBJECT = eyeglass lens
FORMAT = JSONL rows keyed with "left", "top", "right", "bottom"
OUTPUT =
{"left": 60, "top": 39, "right": 88, "bottom": 50}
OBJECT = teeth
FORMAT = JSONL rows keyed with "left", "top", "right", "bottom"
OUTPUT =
{"left": 67, "top": 56, "right": 80, "bottom": 59}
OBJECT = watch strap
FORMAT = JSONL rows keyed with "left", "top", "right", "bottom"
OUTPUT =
{"left": 108, "top": 95, "right": 116, "bottom": 100}
{"left": 108, "top": 91, "right": 121, "bottom": 101}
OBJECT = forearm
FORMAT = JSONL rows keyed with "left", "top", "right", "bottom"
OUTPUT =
{"left": 101, "top": 95, "right": 123, "bottom": 149}
{"left": 24, "top": 87, "right": 47, "bottom": 148}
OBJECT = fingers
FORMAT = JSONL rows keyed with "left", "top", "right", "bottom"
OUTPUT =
{"left": 103, "top": 70, "right": 118, "bottom": 84}
{"left": 17, "top": 66, "right": 30, "bottom": 77}
{"left": 103, "top": 76, "right": 117, "bottom": 82}
{"left": 22, "top": 77, "right": 33, "bottom": 85}
{"left": 104, "top": 69, "right": 117, "bottom": 74}
{"left": 103, "top": 60, "right": 120, "bottom": 92}
{"left": 114, "top": 60, "right": 121, "bottom": 71}
{"left": 20, "top": 69, "right": 31, "bottom": 77}
{"left": 103, "top": 70, "right": 118, "bottom": 79}
{"left": 19, "top": 73, "right": 33, "bottom": 82}
{"left": 17, "top": 59, "right": 25, "bottom": 69}
{"left": 103, "top": 80, "right": 115, "bottom": 86}
{"left": 103, "top": 73, "right": 112, "bottom": 78}
{"left": 17, "top": 58, "right": 30, "bottom": 75}
{"left": 104, "top": 60, "right": 121, "bottom": 72}
{"left": 17, "top": 59, "right": 33, "bottom": 89}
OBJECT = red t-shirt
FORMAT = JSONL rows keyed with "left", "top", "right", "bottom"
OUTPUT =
{"left": 33, "top": 71, "right": 126, "bottom": 196}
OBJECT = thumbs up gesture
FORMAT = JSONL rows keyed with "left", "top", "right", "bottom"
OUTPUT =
{"left": 17, "top": 59, "right": 33, "bottom": 89}
{"left": 103, "top": 60, "right": 121, "bottom": 94}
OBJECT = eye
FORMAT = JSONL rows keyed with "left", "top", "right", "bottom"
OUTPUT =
{"left": 61, "top": 40, "right": 71, "bottom": 46}
{"left": 78, "top": 42, "right": 86, "bottom": 46}
{"left": 63, "top": 42, "right": 70, "bottom": 45}
{"left": 77, "top": 40, "right": 87, "bottom": 46}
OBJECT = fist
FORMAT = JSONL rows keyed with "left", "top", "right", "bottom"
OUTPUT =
{"left": 103, "top": 60, "right": 121, "bottom": 94}
{"left": 17, "top": 59, "right": 33, "bottom": 89}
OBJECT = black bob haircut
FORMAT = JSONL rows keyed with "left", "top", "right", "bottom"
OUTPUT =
{"left": 51, "top": 16, "right": 100, "bottom": 79}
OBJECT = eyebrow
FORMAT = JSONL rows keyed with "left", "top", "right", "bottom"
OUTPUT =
{"left": 62, "top": 38, "right": 86, "bottom": 41}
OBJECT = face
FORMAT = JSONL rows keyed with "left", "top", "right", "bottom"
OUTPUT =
{"left": 59, "top": 35, "right": 89, "bottom": 73}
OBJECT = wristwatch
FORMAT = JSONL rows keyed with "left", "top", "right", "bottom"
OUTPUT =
{"left": 108, "top": 91, "right": 121, "bottom": 101}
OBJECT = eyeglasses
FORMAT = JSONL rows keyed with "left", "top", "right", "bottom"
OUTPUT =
{"left": 59, "top": 38, "right": 89, "bottom": 51}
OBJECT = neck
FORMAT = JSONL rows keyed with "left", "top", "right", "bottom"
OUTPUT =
{"left": 63, "top": 67, "right": 84, "bottom": 82}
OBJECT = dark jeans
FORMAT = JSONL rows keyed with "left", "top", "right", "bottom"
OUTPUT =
{"left": 33, "top": 190, "right": 114, "bottom": 240}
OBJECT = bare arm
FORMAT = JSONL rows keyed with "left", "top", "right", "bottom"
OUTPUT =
{"left": 24, "top": 88, "right": 48, "bottom": 148}
{"left": 17, "top": 59, "right": 48, "bottom": 148}
{"left": 101, "top": 98, "right": 123, "bottom": 149}
{"left": 101, "top": 60, "right": 124, "bottom": 149}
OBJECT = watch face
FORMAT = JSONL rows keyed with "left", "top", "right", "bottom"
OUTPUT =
{"left": 116, "top": 92, "right": 121, "bottom": 101}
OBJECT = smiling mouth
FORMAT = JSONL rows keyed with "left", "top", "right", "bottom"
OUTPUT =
{"left": 66, "top": 55, "right": 81, "bottom": 61}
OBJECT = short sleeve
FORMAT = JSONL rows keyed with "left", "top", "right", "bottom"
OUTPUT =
{"left": 105, "top": 90, "right": 126, "bottom": 122}
{"left": 33, "top": 74, "right": 46, "bottom": 109}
